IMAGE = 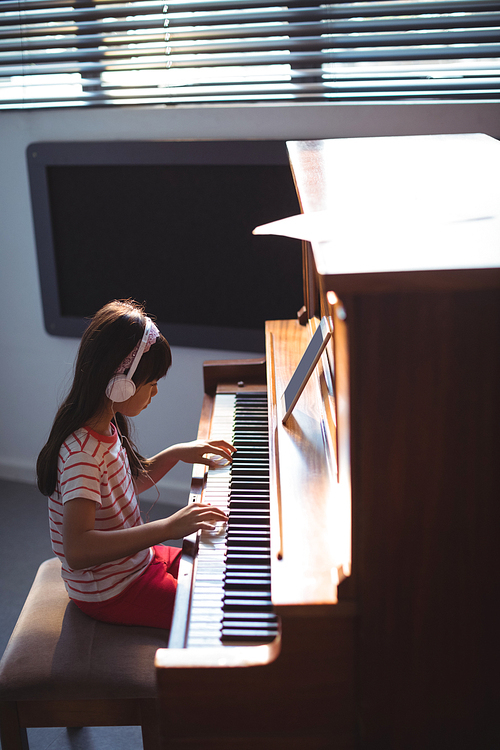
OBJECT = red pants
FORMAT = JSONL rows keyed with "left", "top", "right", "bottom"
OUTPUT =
{"left": 72, "top": 545, "right": 182, "bottom": 629}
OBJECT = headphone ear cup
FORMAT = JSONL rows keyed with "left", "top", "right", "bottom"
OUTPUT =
{"left": 106, "top": 375, "right": 136, "bottom": 403}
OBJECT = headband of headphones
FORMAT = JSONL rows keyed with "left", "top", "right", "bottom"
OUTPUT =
{"left": 106, "top": 317, "right": 159, "bottom": 402}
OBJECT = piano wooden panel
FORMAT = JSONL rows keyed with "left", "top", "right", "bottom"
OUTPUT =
{"left": 287, "top": 135, "right": 500, "bottom": 749}
{"left": 266, "top": 314, "right": 352, "bottom": 611}
{"left": 347, "top": 288, "right": 500, "bottom": 749}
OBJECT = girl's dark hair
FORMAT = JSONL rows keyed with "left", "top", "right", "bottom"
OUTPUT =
{"left": 37, "top": 300, "right": 172, "bottom": 496}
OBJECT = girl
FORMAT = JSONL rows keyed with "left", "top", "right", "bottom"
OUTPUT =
{"left": 37, "top": 299, "right": 233, "bottom": 629}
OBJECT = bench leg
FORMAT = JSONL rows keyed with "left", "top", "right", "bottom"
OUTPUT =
{"left": 0, "top": 702, "right": 29, "bottom": 750}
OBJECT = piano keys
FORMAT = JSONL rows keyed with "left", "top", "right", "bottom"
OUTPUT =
{"left": 177, "top": 392, "right": 279, "bottom": 648}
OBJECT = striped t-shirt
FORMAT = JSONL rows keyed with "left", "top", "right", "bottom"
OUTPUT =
{"left": 48, "top": 425, "right": 153, "bottom": 603}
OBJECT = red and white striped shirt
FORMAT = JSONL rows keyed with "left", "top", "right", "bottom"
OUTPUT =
{"left": 48, "top": 425, "right": 153, "bottom": 603}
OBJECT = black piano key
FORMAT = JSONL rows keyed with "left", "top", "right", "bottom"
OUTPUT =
{"left": 224, "top": 572, "right": 271, "bottom": 582}
{"left": 227, "top": 527, "right": 271, "bottom": 535}
{"left": 221, "top": 619, "right": 278, "bottom": 630}
{"left": 230, "top": 472, "right": 269, "bottom": 479}
{"left": 230, "top": 479, "right": 269, "bottom": 487}
{"left": 227, "top": 523, "right": 270, "bottom": 532}
{"left": 230, "top": 457, "right": 269, "bottom": 465}
{"left": 232, "top": 444, "right": 268, "bottom": 451}
{"left": 231, "top": 463, "right": 268, "bottom": 471}
{"left": 223, "top": 611, "right": 276, "bottom": 622}
{"left": 228, "top": 517, "right": 270, "bottom": 525}
{"left": 221, "top": 629, "right": 277, "bottom": 642}
{"left": 224, "top": 581, "right": 271, "bottom": 591}
{"left": 223, "top": 601, "right": 274, "bottom": 612}
{"left": 227, "top": 526, "right": 270, "bottom": 533}
{"left": 230, "top": 457, "right": 269, "bottom": 463}
{"left": 227, "top": 540, "right": 270, "bottom": 549}
{"left": 229, "top": 500, "right": 267, "bottom": 507}
{"left": 233, "top": 441, "right": 268, "bottom": 445}
{"left": 230, "top": 469, "right": 269, "bottom": 477}
{"left": 234, "top": 426, "right": 267, "bottom": 431}
{"left": 226, "top": 554, "right": 271, "bottom": 566}
{"left": 228, "top": 525, "right": 270, "bottom": 533}
{"left": 232, "top": 425, "right": 267, "bottom": 432}
{"left": 223, "top": 595, "right": 273, "bottom": 607}
{"left": 229, "top": 498, "right": 270, "bottom": 506}
{"left": 229, "top": 490, "right": 270, "bottom": 496}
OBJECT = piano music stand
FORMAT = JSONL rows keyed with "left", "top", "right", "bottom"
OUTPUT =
{"left": 281, "top": 315, "right": 332, "bottom": 424}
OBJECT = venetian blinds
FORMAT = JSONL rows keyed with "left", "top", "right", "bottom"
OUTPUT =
{"left": 1, "top": 0, "right": 499, "bottom": 109}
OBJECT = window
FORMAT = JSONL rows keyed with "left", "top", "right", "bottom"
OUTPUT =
{"left": 1, "top": 0, "right": 499, "bottom": 109}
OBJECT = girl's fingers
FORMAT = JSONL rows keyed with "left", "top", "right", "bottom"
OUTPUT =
{"left": 210, "top": 439, "right": 236, "bottom": 451}
{"left": 198, "top": 521, "right": 226, "bottom": 531}
{"left": 191, "top": 502, "right": 227, "bottom": 521}
{"left": 208, "top": 454, "right": 231, "bottom": 468}
{"left": 207, "top": 440, "right": 236, "bottom": 456}
{"left": 203, "top": 441, "right": 236, "bottom": 467}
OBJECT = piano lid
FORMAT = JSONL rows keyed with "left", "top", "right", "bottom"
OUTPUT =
{"left": 254, "top": 134, "right": 500, "bottom": 294}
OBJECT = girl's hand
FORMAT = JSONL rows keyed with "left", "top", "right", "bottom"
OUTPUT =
{"left": 171, "top": 440, "right": 236, "bottom": 468}
{"left": 137, "top": 440, "right": 236, "bottom": 493}
{"left": 166, "top": 502, "right": 228, "bottom": 538}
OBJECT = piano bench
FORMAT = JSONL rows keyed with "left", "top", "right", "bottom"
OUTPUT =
{"left": 0, "top": 557, "right": 168, "bottom": 750}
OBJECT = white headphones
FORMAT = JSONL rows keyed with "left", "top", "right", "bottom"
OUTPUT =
{"left": 106, "top": 318, "right": 152, "bottom": 403}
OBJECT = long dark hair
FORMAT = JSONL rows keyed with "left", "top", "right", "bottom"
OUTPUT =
{"left": 37, "top": 300, "right": 172, "bottom": 496}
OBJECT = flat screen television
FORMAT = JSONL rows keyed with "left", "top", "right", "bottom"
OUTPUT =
{"left": 27, "top": 140, "right": 303, "bottom": 352}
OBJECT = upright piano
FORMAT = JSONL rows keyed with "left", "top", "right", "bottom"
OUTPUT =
{"left": 156, "top": 134, "right": 500, "bottom": 750}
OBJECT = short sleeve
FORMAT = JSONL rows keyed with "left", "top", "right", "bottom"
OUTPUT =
{"left": 59, "top": 451, "right": 102, "bottom": 506}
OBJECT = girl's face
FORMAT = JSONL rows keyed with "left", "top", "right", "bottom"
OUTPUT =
{"left": 117, "top": 380, "right": 158, "bottom": 417}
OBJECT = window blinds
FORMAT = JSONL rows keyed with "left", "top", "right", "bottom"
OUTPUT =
{"left": 1, "top": 0, "right": 499, "bottom": 109}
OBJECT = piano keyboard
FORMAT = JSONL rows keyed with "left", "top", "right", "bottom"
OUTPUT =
{"left": 186, "top": 391, "right": 279, "bottom": 647}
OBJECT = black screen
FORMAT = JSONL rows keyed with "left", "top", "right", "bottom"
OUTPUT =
{"left": 29, "top": 141, "right": 302, "bottom": 352}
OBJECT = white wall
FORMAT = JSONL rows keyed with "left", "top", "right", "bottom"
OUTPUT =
{"left": 1, "top": 101, "right": 499, "bottom": 507}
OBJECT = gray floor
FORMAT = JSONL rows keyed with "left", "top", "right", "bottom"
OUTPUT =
{"left": 0, "top": 478, "right": 182, "bottom": 750}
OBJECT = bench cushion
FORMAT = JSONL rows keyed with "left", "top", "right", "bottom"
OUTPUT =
{"left": 0, "top": 558, "right": 169, "bottom": 702}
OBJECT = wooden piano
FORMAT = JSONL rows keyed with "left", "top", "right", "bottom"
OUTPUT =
{"left": 156, "top": 134, "right": 500, "bottom": 749}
